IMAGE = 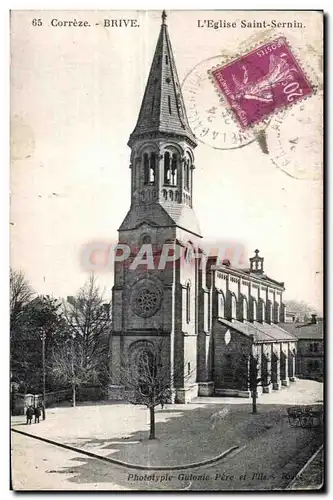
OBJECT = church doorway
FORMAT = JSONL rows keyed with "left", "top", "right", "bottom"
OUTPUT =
{"left": 137, "top": 348, "right": 157, "bottom": 396}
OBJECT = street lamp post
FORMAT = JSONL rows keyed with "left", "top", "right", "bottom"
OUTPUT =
{"left": 40, "top": 331, "right": 46, "bottom": 404}
{"left": 71, "top": 332, "right": 77, "bottom": 407}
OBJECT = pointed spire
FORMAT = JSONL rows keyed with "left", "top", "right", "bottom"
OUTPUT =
{"left": 128, "top": 12, "right": 197, "bottom": 148}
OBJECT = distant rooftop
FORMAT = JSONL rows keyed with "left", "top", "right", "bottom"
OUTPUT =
{"left": 281, "top": 318, "right": 324, "bottom": 340}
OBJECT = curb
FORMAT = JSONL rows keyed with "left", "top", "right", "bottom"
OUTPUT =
{"left": 286, "top": 444, "right": 324, "bottom": 490}
{"left": 11, "top": 428, "right": 239, "bottom": 471}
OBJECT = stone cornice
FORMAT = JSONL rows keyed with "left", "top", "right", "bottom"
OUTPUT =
{"left": 214, "top": 267, "right": 284, "bottom": 291}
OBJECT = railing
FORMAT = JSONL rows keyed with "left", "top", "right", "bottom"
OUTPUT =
{"left": 11, "top": 386, "right": 108, "bottom": 414}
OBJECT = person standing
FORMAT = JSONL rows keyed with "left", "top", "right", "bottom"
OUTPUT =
{"left": 26, "top": 406, "right": 34, "bottom": 425}
{"left": 34, "top": 405, "right": 41, "bottom": 424}
{"left": 40, "top": 401, "right": 46, "bottom": 420}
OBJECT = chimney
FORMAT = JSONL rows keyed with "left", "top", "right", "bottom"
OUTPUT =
{"left": 222, "top": 259, "right": 231, "bottom": 267}
{"left": 311, "top": 313, "right": 317, "bottom": 324}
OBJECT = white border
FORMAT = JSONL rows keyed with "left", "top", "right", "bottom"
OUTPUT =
{"left": 3, "top": 2, "right": 330, "bottom": 499}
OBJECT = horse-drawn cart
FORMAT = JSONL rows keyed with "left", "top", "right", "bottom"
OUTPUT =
{"left": 287, "top": 405, "right": 323, "bottom": 428}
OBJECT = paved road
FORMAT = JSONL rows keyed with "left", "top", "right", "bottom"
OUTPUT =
{"left": 11, "top": 431, "right": 129, "bottom": 491}
{"left": 11, "top": 414, "right": 322, "bottom": 491}
{"left": 117, "top": 413, "right": 323, "bottom": 491}
{"left": 181, "top": 419, "right": 322, "bottom": 491}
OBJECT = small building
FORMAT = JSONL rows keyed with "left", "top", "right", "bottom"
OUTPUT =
{"left": 285, "top": 311, "right": 298, "bottom": 323}
{"left": 281, "top": 314, "right": 324, "bottom": 381}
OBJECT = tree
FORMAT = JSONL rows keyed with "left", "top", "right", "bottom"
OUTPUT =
{"left": 62, "top": 274, "right": 111, "bottom": 389}
{"left": 49, "top": 335, "right": 100, "bottom": 407}
{"left": 248, "top": 354, "right": 263, "bottom": 414}
{"left": 10, "top": 269, "right": 66, "bottom": 394}
{"left": 10, "top": 268, "right": 35, "bottom": 336}
{"left": 231, "top": 340, "right": 270, "bottom": 415}
{"left": 10, "top": 293, "right": 66, "bottom": 394}
{"left": 120, "top": 340, "right": 193, "bottom": 440}
{"left": 284, "top": 300, "right": 320, "bottom": 322}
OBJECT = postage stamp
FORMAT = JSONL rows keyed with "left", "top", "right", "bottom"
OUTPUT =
{"left": 209, "top": 37, "right": 313, "bottom": 129}
{"left": 182, "top": 54, "right": 259, "bottom": 151}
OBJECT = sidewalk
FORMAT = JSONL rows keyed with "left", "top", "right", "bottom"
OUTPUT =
{"left": 287, "top": 445, "right": 324, "bottom": 490}
{"left": 194, "top": 379, "right": 323, "bottom": 406}
{"left": 11, "top": 380, "right": 323, "bottom": 469}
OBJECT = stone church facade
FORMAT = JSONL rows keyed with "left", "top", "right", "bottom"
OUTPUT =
{"left": 109, "top": 12, "right": 297, "bottom": 403}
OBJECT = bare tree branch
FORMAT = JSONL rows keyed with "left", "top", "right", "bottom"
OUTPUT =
{"left": 10, "top": 268, "right": 35, "bottom": 334}
{"left": 61, "top": 274, "right": 111, "bottom": 387}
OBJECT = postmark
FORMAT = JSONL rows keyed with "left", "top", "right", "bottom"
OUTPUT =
{"left": 182, "top": 55, "right": 261, "bottom": 150}
{"left": 209, "top": 37, "right": 313, "bottom": 129}
{"left": 266, "top": 93, "right": 322, "bottom": 181}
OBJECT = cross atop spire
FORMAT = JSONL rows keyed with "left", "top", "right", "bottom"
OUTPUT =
{"left": 128, "top": 12, "right": 197, "bottom": 148}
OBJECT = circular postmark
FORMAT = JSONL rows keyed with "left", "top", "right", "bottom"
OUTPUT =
{"left": 266, "top": 93, "right": 322, "bottom": 181}
{"left": 182, "top": 52, "right": 276, "bottom": 150}
{"left": 182, "top": 55, "right": 261, "bottom": 150}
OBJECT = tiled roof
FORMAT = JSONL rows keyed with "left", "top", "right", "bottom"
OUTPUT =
{"left": 218, "top": 319, "right": 297, "bottom": 343}
{"left": 118, "top": 202, "right": 202, "bottom": 236}
{"left": 280, "top": 321, "right": 324, "bottom": 340}
{"left": 128, "top": 18, "right": 197, "bottom": 148}
{"left": 159, "top": 201, "right": 201, "bottom": 236}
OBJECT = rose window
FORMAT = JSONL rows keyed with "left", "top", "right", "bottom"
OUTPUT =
{"left": 132, "top": 287, "right": 161, "bottom": 318}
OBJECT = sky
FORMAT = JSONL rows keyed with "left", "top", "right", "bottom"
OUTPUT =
{"left": 10, "top": 10, "right": 323, "bottom": 312}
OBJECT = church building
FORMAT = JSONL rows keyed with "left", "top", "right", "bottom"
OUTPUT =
{"left": 109, "top": 12, "right": 297, "bottom": 403}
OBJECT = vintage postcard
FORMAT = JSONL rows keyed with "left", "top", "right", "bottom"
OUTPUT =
{"left": 10, "top": 10, "right": 324, "bottom": 491}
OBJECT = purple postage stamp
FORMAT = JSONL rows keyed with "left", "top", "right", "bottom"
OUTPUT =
{"left": 210, "top": 37, "right": 313, "bottom": 129}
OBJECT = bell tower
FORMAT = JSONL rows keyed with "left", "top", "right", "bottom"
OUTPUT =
{"left": 121, "top": 10, "right": 200, "bottom": 234}
{"left": 109, "top": 11, "right": 203, "bottom": 404}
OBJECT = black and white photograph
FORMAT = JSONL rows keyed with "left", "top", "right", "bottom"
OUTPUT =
{"left": 9, "top": 8, "right": 324, "bottom": 491}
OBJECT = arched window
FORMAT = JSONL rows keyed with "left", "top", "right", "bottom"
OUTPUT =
{"left": 231, "top": 295, "right": 237, "bottom": 319}
{"left": 137, "top": 349, "right": 157, "bottom": 395}
{"left": 184, "top": 159, "right": 190, "bottom": 191}
{"left": 149, "top": 153, "right": 156, "bottom": 184}
{"left": 143, "top": 152, "right": 156, "bottom": 185}
{"left": 171, "top": 154, "right": 177, "bottom": 185}
{"left": 267, "top": 302, "right": 272, "bottom": 323}
{"left": 243, "top": 298, "right": 248, "bottom": 321}
{"left": 141, "top": 234, "right": 151, "bottom": 245}
{"left": 143, "top": 153, "right": 149, "bottom": 185}
{"left": 186, "top": 283, "right": 191, "bottom": 323}
{"left": 164, "top": 152, "right": 170, "bottom": 185}
{"left": 262, "top": 303, "right": 266, "bottom": 322}
{"left": 219, "top": 293, "right": 225, "bottom": 318}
